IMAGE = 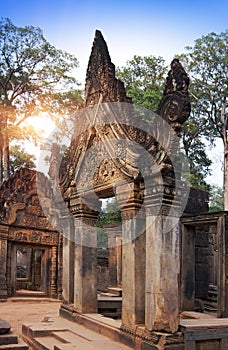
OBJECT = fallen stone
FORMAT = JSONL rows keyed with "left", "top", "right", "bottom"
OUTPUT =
{"left": 0, "top": 319, "right": 11, "bottom": 335}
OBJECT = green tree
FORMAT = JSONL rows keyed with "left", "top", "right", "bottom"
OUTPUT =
{"left": 209, "top": 184, "right": 224, "bottom": 212}
{"left": 181, "top": 115, "right": 212, "bottom": 190}
{"left": 179, "top": 31, "right": 228, "bottom": 208}
{"left": 97, "top": 198, "right": 121, "bottom": 248}
{"left": 0, "top": 18, "right": 80, "bottom": 184}
{"left": 9, "top": 145, "right": 36, "bottom": 174}
{"left": 116, "top": 55, "right": 167, "bottom": 112}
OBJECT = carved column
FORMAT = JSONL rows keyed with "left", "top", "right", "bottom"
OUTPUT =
{"left": 6, "top": 241, "right": 12, "bottom": 296}
{"left": 116, "top": 182, "right": 146, "bottom": 330}
{"left": 50, "top": 246, "right": 58, "bottom": 298}
{"left": 116, "top": 236, "right": 122, "bottom": 287}
{"left": 145, "top": 175, "right": 181, "bottom": 333}
{"left": 71, "top": 195, "right": 101, "bottom": 314}
{"left": 105, "top": 224, "right": 122, "bottom": 287}
{"left": 57, "top": 234, "right": 63, "bottom": 299}
{"left": 0, "top": 224, "right": 9, "bottom": 300}
{"left": 62, "top": 212, "right": 75, "bottom": 304}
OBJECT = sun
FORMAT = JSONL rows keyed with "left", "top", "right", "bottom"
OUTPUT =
{"left": 24, "top": 113, "right": 56, "bottom": 137}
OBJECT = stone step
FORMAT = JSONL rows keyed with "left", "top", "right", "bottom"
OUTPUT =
{"left": 0, "top": 338, "right": 28, "bottom": 350}
{"left": 35, "top": 331, "right": 98, "bottom": 350}
{"left": 8, "top": 297, "right": 60, "bottom": 303}
{"left": 107, "top": 287, "right": 122, "bottom": 297}
{"left": 33, "top": 336, "right": 65, "bottom": 350}
{"left": 0, "top": 332, "right": 18, "bottom": 346}
{"left": 54, "top": 343, "right": 98, "bottom": 350}
{"left": 15, "top": 291, "right": 46, "bottom": 298}
{"left": 23, "top": 315, "right": 131, "bottom": 350}
{"left": 208, "top": 284, "right": 218, "bottom": 291}
{"left": 208, "top": 290, "right": 218, "bottom": 299}
{"left": 98, "top": 297, "right": 122, "bottom": 310}
{"left": 99, "top": 292, "right": 117, "bottom": 297}
{"left": 52, "top": 330, "right": 91, "bottom": 344}
{"left": 100, "top": 312, "right": 121, "bottom": 319}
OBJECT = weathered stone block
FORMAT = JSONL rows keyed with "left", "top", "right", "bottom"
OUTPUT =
{"left": 0, "top": 319, "right": 11, "bottom": 335}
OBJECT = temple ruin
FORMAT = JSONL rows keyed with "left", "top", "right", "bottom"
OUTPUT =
{"left": 1, "top": 30, "right": 228, "bottom": 350}
{"left": 0, "top": 168, "right": 62, "bottom": 300}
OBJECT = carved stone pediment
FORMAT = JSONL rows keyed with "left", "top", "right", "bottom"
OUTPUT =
{"left": 59, "top": 30, "right": 190, "bottom": 204}
{"left": 0, "top": 168, "right": 54, "bottom": 230}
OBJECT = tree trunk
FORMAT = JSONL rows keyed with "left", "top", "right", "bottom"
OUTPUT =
{"left": 3, "top": 134, "right": 10, "bottom": 181}
{"left": 0, "top": 143, "right": 3, "bottom": 186}
{"left": 224, "top": 146, "right": 228, "bottom": 211}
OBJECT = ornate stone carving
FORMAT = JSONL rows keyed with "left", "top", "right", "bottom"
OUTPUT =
{"left": 85, "top": 30, "right": 132, "bottom": 107}
{"left": 157, "top": 58, "right": 191, "bottom": 135}
{"left": 60, "top": 34, "right": 190, "bottom": 200}
{"left": 0, "top": 168, "right": 55, "bottom": 230}
{"left": 9, "top": 229, "right": 59, "bottom": 245}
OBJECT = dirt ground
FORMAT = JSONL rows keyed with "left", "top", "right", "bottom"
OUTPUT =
{"left": 0, "top": 300, "right": 61, "bottom": 338}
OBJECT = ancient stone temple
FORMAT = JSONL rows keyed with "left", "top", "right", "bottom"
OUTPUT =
{"left": 58, "top": 30, "right": 192, "bottom": 349}
{"left": 0, "top": 168, "right": 62, "bottom": 299}
{"left": 3, "top": 30, "right": 228, "bottom": 350}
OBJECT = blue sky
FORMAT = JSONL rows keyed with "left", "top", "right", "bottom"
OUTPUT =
{"left": 1, "top": 0, "right": 227, "bottom": 184}
{"left": 1, "top": 0, "right": 228, "bottom": 85}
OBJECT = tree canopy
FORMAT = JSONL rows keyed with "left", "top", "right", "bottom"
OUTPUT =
{"left": 179, "top": 30, "right": 228, "bottom": 205}
{"left": 0, "top": 17, "right": 80, "bottom": 184}
{"left": 209, "top": 184, "right": 224, "bottom": 212}
{"left": 116, "top": 55, "right": 167, "bottom": 113}
{"left": 9, "top": 145, "right": 36, "bottom": 174}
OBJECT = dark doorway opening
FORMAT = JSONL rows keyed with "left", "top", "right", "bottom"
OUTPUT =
{"left": 16, "top": 246, "right": 47, "bottom": 294}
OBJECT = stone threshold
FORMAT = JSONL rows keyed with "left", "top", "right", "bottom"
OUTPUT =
{"left": 7, "top": 297, "right": 61, "bottom": 303}
{"left": 59, "top": 303, "right": 185, "bottom": 349}
{"left": 22, "top": 316, "right": 131, "bottom": 350}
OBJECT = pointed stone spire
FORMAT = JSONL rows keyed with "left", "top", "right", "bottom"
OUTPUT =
{"left": 157, "top": 58, "right": 191, "bottom": 135}
{"left": 85, "top": 30, "right": 131, "bottom": 107}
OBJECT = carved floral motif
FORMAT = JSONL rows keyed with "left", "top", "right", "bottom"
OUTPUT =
{"left": 9, "top": 229, "right": 59, "bottom": 245}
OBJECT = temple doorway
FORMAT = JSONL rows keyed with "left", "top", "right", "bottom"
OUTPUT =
{"left": 97, "top": 196, "right": 122, "bottom": 319}
{"left": 14, "top": 245, "right": 49, "bottom": 295}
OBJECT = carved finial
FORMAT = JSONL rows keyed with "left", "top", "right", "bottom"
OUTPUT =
{"left": 165, "top": 58, "right": 190, "bottom": 95}
{"left": 157, "top": 58, "right": 191, "bottom": 134}
{"left": 85, "top": 30, "right": 131, "bottom": 107}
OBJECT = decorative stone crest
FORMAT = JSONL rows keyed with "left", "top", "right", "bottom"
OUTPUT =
{"left": 59, "top": 32, "right": 190, "bottom": 200}
{"left": 0, "top": 168, "right": 56, "bottom": 230}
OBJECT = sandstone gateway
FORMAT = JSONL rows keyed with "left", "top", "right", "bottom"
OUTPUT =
{"left": 1, "top": 31, "right": 228, "bottom": 350}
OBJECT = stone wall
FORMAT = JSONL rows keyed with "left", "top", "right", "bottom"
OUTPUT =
{"left": 97, "top": 248, "right": 110, "bottom": 292}
{"left": 0, "top": 168, "right": 62, "bottom": 299}
{"left": 184, "top": 187, "right": 209, "bottom": 216}
{"left": 195, "top": 226, "right": 210, "bottom": 299}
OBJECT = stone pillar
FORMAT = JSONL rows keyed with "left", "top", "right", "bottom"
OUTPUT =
{"left": 0, "top": 225, "right": 9, "bottom": 300}
{"left": 71, "top": 196, "right": 101, "bottom": 314}
{"left": 224, "top": 213, "right": 228, "bottom": 317}
{"left": 116, "top": 236, "right": 122, "bottom": 287}
{"left": 218, "top": 213, "right": 228, "bottom": 317}
{"left": 145, "top": 176, "right": 181, "bottom": 333}
{"left": 180, "top": 224, "right": 195, "bottom": 311}
{"left": 116, "top": 182, "right": 145, "bottom": 330}
{"left": 6, "top": 241, "right": 12, "bottom": 296}
{"left": 57, "top": 234, "right": 63, "bottom": 299}
{"left": 105, "top": 224, "right": 122, "bottom": 287}
{"left": 50, "top": 246, "right": 58, "bottom": 298}
{"left": 62, "top": 214, "right": 75, "bottom": 304}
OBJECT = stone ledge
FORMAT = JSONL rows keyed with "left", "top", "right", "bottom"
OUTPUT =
{"left": 0, "top": 332, "right": 18, "bottom": 346}
{"left": 60, "top": 303, "right": 185, "bottom": 349}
